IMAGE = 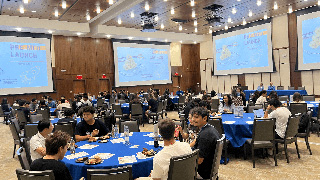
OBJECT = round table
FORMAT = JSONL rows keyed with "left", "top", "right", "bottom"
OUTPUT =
{"left": 62, "top": 132, "right": 162, "bottom": 180}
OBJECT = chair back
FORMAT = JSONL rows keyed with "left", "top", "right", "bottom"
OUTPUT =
{"left": 17, "top": 110, "right": 28, "bottom": 124}
{"left": 277, "top": 86, "right": 284, "bottom": 90}
{"left": 97, "top": 98, "right": 105, "bottom": 108}
{"left": 109, "top": 98, "right": 115, "bottom": 104}
{"left": 131, "top": 104, "right": 142, "bottom": 115}
{"left": 12, "top": 118, "right": 21, "bottom": 133}
{"left": 302, "top": 95, "right": 315, "bottom": 101}
{"left": 17, "top": 147, "right": 30, "bottom": 170}
{"left": 285, "top": 116, "right": 299, "bottom": 138}
{"left": 118, "top": 100, "right": 126, "bottom": 105}
{"left": 54, "top": 123, "right": 74, "bottom": 138}
{"left": 278, "top": 96, "right": 289, "bottom": 101}
{"left": 24, "top": 124, "right": 38, "bottom": 139}
{"left": 23, "top": 139, "right": 32, "bottom": 166}
{"left": 9, "top": 122, "right": 20, "bottom": 141}
{"left": 119, "top": 120, "right": 139, "bottom": 133}
{"left": 112, "top": 104, "right": 123, "bottom": 116}
{"left": 16, "top": 169, "right": 55, "bottom": 180}
{"left": 211, "top": 99, "right": 220, "bottom": 112}
{"left": 289, "top": 103, "right": 307, "bottom": 116}
{"left": 247, "top": 104, "right": 263, "bottom": 113}
{"left": 297, "top": 86, "right": 305, "bottom": 90}
{"left": 0, "top": 105, "right": 4, "bottom": 116}
{"left": 30, "top": 114, "right": 43, "bottom": 123}
{"left": 208, "top": 118, "right": 224, "bottom": 136}
{"left": 167, "top": 149, "right": 199, "bottom": 180}
{"left": 157, "top": 101, "right": 163, "bottom": 113}
{"left": 178, "top": 96, "right": 186, "bottom": 105}
{"left": 252, "top": 118, "right": 275, "bottom": 142}
{"left": 288, "top": 86, "right": 295, "bottom": 90}
{"left": 87, "top": 165, "right": 133, "bottom": 180}
{"left": 36, "top": 109, "right": 50, "bottom": 122}
{"left": 163, "top": 99, "right": 168, "bottom": 110}
{"left": 210, "top": 134, "right": 225, "bottom": 180}
{"left": 143, "top": 93, "right": 149, "bottom": 100}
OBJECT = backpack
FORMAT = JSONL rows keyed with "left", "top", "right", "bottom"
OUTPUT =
{"left": 298, "top": 112, "right": 309, "bottom": 133}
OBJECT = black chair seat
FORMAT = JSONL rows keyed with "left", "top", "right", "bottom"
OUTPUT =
{"left": 296, "top": 133, "right": 307, "bottom": 137}
{"left": 246, "top": 139, "right": 273, "bottom": 148}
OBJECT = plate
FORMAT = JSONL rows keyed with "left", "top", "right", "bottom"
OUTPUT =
{"left": 84, "top": 158, "right": 103, "bottom": 165}
{"left": 98, "top": 136, "right": 110, "bottom": 140}
{"left": 75, "top": 157, "right": 88, "bottom": 163}
{"left": 98, "top": 140, "right": 109, "bottom": 143}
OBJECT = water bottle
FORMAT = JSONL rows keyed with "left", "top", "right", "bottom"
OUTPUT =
{"left": 124, "top": 125, "right": 130, "bottom": 145}
{"left": 114, "top": 125, "right": 119, "bottom": 138}
{"left": 111, "top": 125, "right": 115, "bottom": 138}
{"left": 154, "top": 124, "right": 159, "bottom": 148}
{"left": 70, "top": 137, "right": 76, "bottom": 154}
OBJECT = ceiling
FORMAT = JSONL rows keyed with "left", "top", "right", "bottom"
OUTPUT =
{"left": 0, "top": 0, "right": 319, "bottom": 36}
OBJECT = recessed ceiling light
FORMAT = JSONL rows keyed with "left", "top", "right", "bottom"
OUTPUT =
{"left": 32, "top": 11, "right": 36, "bottom": 13}
{"left": 131, "top": 11, "right": 134, "bottom": 18}
{"left": 264, "top": 14, "right": 268, "bottom": 19}
{"left": 288, "top": 5, "right": 293, "bottom": 13}
{"left": 194, "top": 20, "right": 197, "bottom": 26}
{"left": 171, "top": 8, "right": 174, "bottom": 14}
{"left": 20, "top": 7, "right": 24, "bottom": 14}
{"left": 209, "top": 29, "right": 212, "bottom": 33}
{"left": 48, "top": 30, "right": 53, "bottom": 34}
{"left": 62, "top": 0, "right": 67, "bottom": 9}
{"left": 155, "top": 15, "right": 158, "bottom": 21}
{"left": 228, "top": 17, "right": 231, "bottom": 23}
{"left": 161, "top": 23, "right": 164, "bottom": 29}
{"left": 77, "top": 32, "right": 81, "bottom": 36}
{"left": 179, "top": 25, "right": 182, "bottom": 31}
{"left": 145, "top": 2, "right": 150, "bottom": 11}
{"left": 55, "top": 9, "right": 59, "bottom": 17}
{"left": 249, "top": 10, "right": 253, "bottom": 17}
{"left": 16, "top": 28, "right": 22, "bottom": 32}
{"left": 118, "top": 18, "right": 122, "bottom": 24}
{"left": 195, "top": 27, "right": 198, "bottom": 33}
{"left": 109, "top": 0, "right": 114, "bottom": 5}
{"left": 242, "top": 19, "right": 247, "bottom": 25}
{"left": 128, "top": 37, "right": 133, "bottom": 40}
{"left": 147, "top": 38, "right": 151, "bottom": 41}
{"left": 106, "top": 35, "right": 111, "bottom": 38}
{"left": 164, "top": 0, "right": 167, "bottom": 1}
{"left": 86, "top": 14, "right": 90, "bottom": 21}
{"left": 165, "top": 39, "right": 168, "bottom": 42}
{"left": 194, "top": 41, "right": 197, "bottom": 44}
{"left": 180, "top": 40, "right": 183, "bottom": 43}
{"left": 257, "top": 0, "right": 261, "bottom": 6}
{"left": 232, "top": 7, "right": 237, "bottom": 14}
{"left": 23, "top": 0, "right": 28, "bottom": 4}
{"left": 97, "top": 6, "right": 101, "bottom": 14}
{"left": 192, "top": 10, "right": 195, "bottom": 18}
{"left": 274, "top": 2, "right": 278, "bottom": 10}
{"left": 190, "top": 0, "right": 195, "bottom": 6}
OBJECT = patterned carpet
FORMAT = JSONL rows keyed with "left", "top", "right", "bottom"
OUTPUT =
{"left": 2, "top": 113, "right": 320, "bottom": 180}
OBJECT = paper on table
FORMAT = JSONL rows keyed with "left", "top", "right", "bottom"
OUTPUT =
{"left": 120, "top": 132, "right": 133, "bottom": 137}
{"left": 78, "top": 144, "right": 99, "bottom": 149}
{"left": 110, "top": 138, "right": 125, "bottom": 144}
{"left": 118, "top": 155, "right": 137, "bottom": 164}
{"left": 89, "top": 153, "right": 115, "bottom": 159}
{"left": 129, "top": 145, "right": 139, "bottom": 148}
{"left": 65, "top": 151, "right": 89, "bottom": 160}
{"left": 223, "top": 121, "right": 236, "bottom": 124}
{"left": 246, "top": 121, "right": 254, "bottom": 124}
{"left": 145, "top": 141, "right": 164, "bottom": 147}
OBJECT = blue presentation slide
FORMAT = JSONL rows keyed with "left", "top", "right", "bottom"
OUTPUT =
{"left": 302, "top": 17, "right": 320, "bottom": 64}
{"left": 215, "top": 29, "right": 269, "bottom": 71}
{"left": 0, "top": 42, "right": 49, "bottom": 89}
{"left": 117, "top": 47, "right": 169, "bottom": 83}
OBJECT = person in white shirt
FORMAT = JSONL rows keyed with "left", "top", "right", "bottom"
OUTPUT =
{"left": 55, "top": 99, "right": 71, "bottom": 111}
{"left": 292, "top": 92, "right": 305, "bottom": 103}
{"left": 264, "top": 98, "right": 291, "bottom": 139}
{"left": 80, "top": 95, "right": 92, "bottom": 106}
{"left": 139, "top": 119, "right": 192, "bottom": 180}
{"left": 30, "top": 121, "right": 54, "bottom": 161}
{"left": 256, "top": 90, "right": 267, "bottom": 105}
{"left": 218, "top": 94, "right": 235, "bottom": 113}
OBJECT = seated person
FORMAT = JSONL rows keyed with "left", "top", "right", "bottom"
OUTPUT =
{"left": 147, "top": 93, "right": 159, "bottom": 114}
{"left": 75, "top": 106, "right": 109, "bottom": 142}
{"left": 47, "top": 97, "right": 56, "bottom": 108}
{"left": 191, "top": 107, "right": 220, "bottom": 179}
{"left": 58, "top": 109, "right": 76, "bottom": 124}
{"left": 30, "top": 131, "right": 72, "bottom": 180}
{"left": 292, "top": 92, "right": 305, "bottom": 103}
{"left": 80, "top": 95, "right": 92, "bottom": 106}
{"left": 251, "top": 90, "right": 260, "bottom": 104}
{"left": 231, "top": 88, "right": 246, "bottom": 106}
{"left": 256, "top": 90, "right": 267, "bottom": 105}
{"left": 268, "top": 82, "right": 276, "bottom": 90}
{"left": 129, "top": 94, "right": 143, "bottom": 118}
{"left": 55, "top": 99, "right": 71, "bottom": 112}
{"left": 178, "top": 112, "right": 199, "bottom": 147}
{"left": 1, "top": 98, "right": 10, "bottom": 112}
{"left": 257, "top": 82, "right": 264, "bottom": 91}
{"left": 218, "top": 94, "right": 235, "bottom": 113}
{"left": 149, "top": 119, "right": 192, "bottom": 180}
{"left": 18, "top": 99, "right": 31, "bottom": 123}
{"left": 30, "top": 121, "right": 54, "bottom": 161}
{"left": 38, "top": 100, "right": 49, "bottom": 109}
{"left": 29, "top": 98, "right": 38, "bottom": 113}
{"left": 264, "top": 98, "right": 291, "bottom": 139}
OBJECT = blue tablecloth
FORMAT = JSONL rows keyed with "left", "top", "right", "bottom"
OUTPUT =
{"left": 211, "top": 113, "right": 254, "bottom": 148}
{"left": 244, "top": 90, "right": 307, "bottom": 101}
{"left": 92, "top": 99, "right": 109, "bottom": 105}
{"left": 50, "top": 108, "right": 56, "bottom": 116}
{"left": 61, "top": 132, "right": 161, "bottom": 180}
{"left": 51, "top": 118, "right": 81, "bottom": 124}
{"left": 169, "top": 96, "right": 179, "bottom": 104}
{"left": 305, "top": 101, "right": 319, "bottom": 117}
{"left": 120, "top": 103, "right": 149, "bottom": 114}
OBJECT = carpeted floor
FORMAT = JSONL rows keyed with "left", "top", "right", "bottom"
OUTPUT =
{"left": 2, "top": 112, "right": 320, "bottom": 180}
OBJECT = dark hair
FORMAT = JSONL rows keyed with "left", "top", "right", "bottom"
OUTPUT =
{"left": 64, "top": 109, "right": 75, "bottom": 117}
{"left": 19, "top": 99, "right": 26, "bottom": 106}
{"left": 31, "top": 98, "right": 37, "bottom": 102}
{"left": 83, "top": 95, "right": 88, "bottom": 99}
{"left": 259, "top": 90, "right": 267, "bottom": 96}
{"left": 199, "top": 100, "right": 208, "bottom": 108}
{"left": 39, "top": 100, "right": 46, "bottom": 106}
{"left": 293, "top": 92, "right": 302, "bottom": 102}
{"left": 1, "top": 98, "right": 8, "bottom": 105}
{"left": 268, "top": 91, "right": 278, "bottom": 100}
{"left": 268, "top": 98, "right": 282, "bottom": 108}
{"left": 191, "top": 107, "right": 209, "bottom": 121}
{"left": 81, "top": 106, "right": 95, "bottom": 114}
{"left": 48, "top": 97, "right": 53, "bottom": 101}
{"left": 223, "top": 94, "right": 233, "bottom": 107}
{"left": 158, "top": 119, "right": 175, "bottom": 141}
{"left": 61, "top": 99, "right": 66, "bottom": 103}
{"left": 45, "top": 131, "right": 70, "bottom": 155}
{"left": 26, "top": 101, "right": 30, "bottom": 105}
{"left": 37, "top": 121, "right": 51, "bottom": 132}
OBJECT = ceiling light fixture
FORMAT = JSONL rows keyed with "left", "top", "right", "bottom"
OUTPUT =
{"left": 128, "top": 37, "right": 133, "bottom": 40}
{"left": 180, "top": 40, "right": 183, "bottom": 43}
{"left": 97, "top": 6, "right": 101, "bottom": 13}
{"left": 62, "top": 0, "right": 67, "bottom": 9}
{"left": 243, "top": 18, "right": 247, "bottom": 25}
{"left": 109, "top": 0, "right": 114, "bottom": 5}
{"left": 274, "top": 2, "right": 278, "bottom": 10}
{"left": 32, "top": 11, "right": 36, "bottom": 13}
{"left": 145, "top": 2, "right": 150, "bottom": 11}
{"left": 191, "top": 0, "right": 195, "bottom": 6}
{"left": 257, "top": 0, "right": 261, "bottom": 6}
{"left": 209, "top": 29, "right": 212, "bottom": 34}
{"left": 225, "top": 25, "right": 228, "bottom": 30}
{"left": 55, "top": 9, "right": 59, "bottom": 17}
{"left": 171, "top": 8, "right": 174, "bottom": 14}
{"left": 131, "top": 11, "right": 135, "bottom": 18}
{"left": 77, "top": 32, "right": 81, "bottom": 36}
{"left": 228, "top": 17, "right": 231, "bottom": 23}
{"left": 23, "top": 0, "right": 28, "bottom": 4}
{"left": 20, "top": 7, "right": 24, "bottom": 14}
{"left": 195, "top": 27, "right": 198, "bottom": 32}
{"left": 16, "top": 28, "right": 22, "bottom": 32}
{"left": 232, "top": 7, "right": 237, "bottom": 14}
{"left": 147, "top": 38, "right": 151, "bottom": 41}
{"left": 194, "top": 20, "right": 197, "bottom": 26}
{"left": 179, "top": 25, "right": 182, "bottom": 31}
{"left": 155, "top": 15, "right": 159, "bottom": 21}
{"left": 86, "top": 14, "right": 90, "bottom": 21}
{"left": 264, "top": 14, "right": 268, "bottom": 19}
{"left": 161, "top": 23, "right": 164, "bottom": 29}
{"left": 249, "top": 10, "right": 253, "bottom": 17}
{"left": 48, "top": 30, "right": 53, "bottom": 34}
{"left": 318, "top": 0, "right": 320, "bottom": 6}
{"left": 118, "top": 18, "right": 122, "bottom": 24}
{"left": 288, "top": 5, "right": 293, "bottom": 13}
{"left": 194, "top": 41, "right": 197, "bottom": 44}
{"left": 106, "top": 35, "right": 111, "bottom": 38}
{"left": 165, "top": 39, "right": 168, "bottom": 42}
{"left": 192, "top": 10, "right": 195, "bottom": 18}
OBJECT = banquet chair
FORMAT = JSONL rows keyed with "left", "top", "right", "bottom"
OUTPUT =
{"left": 297, "top": 112, "right": 312, "bottom": 155}
{"left": 112, "top": 104, "right": 123, "bottom": 121}
{"left": 302, "top": 95, "right": 315, "bottom": 101}
{"left": 0, "top": 105, "right": 11, "bottom": 124}
{"left": 247, "top": 104, "right": 263, "bottom": 113}
{"left": 16, "top": 169, "right": 55, "bottom": 180}
{"left": 149, "top": 102, "right": 163, "bottom": 124}
{"left": 275, "top": 116, "right": 300, "bottom": 163}
{"left": 167, "top": 149, "right": 199, "bottom": 180}
{"left": 277, "top": 86, "right": 284, "bottom": 90}
{"left": 97, "top": 98, "right": 105, "bottom": 108}
{"left": 119, "top": 120, "right": 139, "bottom": 133}
{"left": 288, "top": 86, "right": 295, "bottom": 90}
{"left": 208, "top": 118, "right": 228, "bottom": 165}
{"left": 54, "top": 123, "right": 74, "bottom": 138}
{"left": 17, "top": 110, "right": 28, "bottom": 128}
{"left": 36, "top": 108, "right": 50, "bottom": 122}
{"left": 311, "top": 103, "right": 320, "bottom": 137}
{"left": 9, "top": 122, "right": 23, "bottom": 158}
{"left": 298, "top": 86, "right": 305, "bottom": 90}
{"left": 211, "top": 99, "right": 220, "bottom": 113}
{"left": 30, "top": 114, "right": 43, "bottom": 123}
{"left": 278, "top": 96, "right": 289, "bottom": 102}
{"left": 17, "top": 147, "right": 30, "bottom": 170}
{"left": 174, "top": 96, "right": 186, "bottom": 111}
{"left": 131, "top": 104, "right": 143, "bottom": 126}
{"left": 118, "top": 100, "right": 126, "bottom": 105}
{"left": 243, "top": 118, "right": 277, "bottom": 168}
{"left": 24, "top": 124, "right": 38, "bottom": 139}
{"left": 162, "top": 99, "right": 168, "bottom": 117}
{"left": 87, "top": 165, "right": 133, "bottom": 180}
{"left": 109, "top": 98, "right": 115, "bottom": 104}
{"left": 23, "top": 138, "right": 32, "bottom": 166}
{"left": 289, "top": 103, "right": 307, "bottom": 116}
{"left": 209, "top": 134, "right": 225, "bottom": 180}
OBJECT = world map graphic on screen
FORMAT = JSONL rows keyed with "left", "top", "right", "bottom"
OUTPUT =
{"left": 302, "top": 17, "right": 320, "bottom": 64}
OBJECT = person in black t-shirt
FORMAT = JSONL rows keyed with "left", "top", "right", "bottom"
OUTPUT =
{"left": 30, "top": 131, "right": 72, "bottom": 180}
{"left": 75, "top": 106, "right": 109, "bottom": 142}
{"left": 191, "top": 107, "right": 220, "bottom": 179}
{"left": 58, "top": 109, "right": 75, "bottom": 124}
